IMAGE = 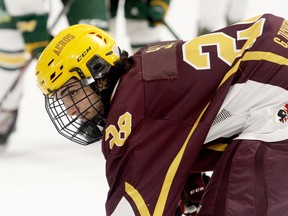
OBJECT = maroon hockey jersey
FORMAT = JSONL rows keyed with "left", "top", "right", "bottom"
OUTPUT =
{"left": 102, "top": 13, "right": 288, "bottom": 215}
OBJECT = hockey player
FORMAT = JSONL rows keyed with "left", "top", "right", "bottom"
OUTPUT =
{"left": 61, "top": 0, "right": 109, "bottom": 31}
{"left": 35, "top": 13, "right": 288, "bottom": 215}
{"left": 0, "top": 0, "right": 109, "bottom": 147}
{"left": 197, "top": 0, "right": 248, "bottom": 35}
{"left": 109, "top": 0, "right": 171, "bottom": 52}
{"left": 0, "top": 0, "right": 49, "bottom": 146}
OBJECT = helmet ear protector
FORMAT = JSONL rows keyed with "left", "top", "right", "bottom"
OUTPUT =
{"left": 35, "top": 24, "right": 121, "bottom": 145}
{"left": 86, "top": 54, "right": 112, "bottom": 79}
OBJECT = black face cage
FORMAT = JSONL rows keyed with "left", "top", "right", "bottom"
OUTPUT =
{"left": 44, "top": 81, "right": 104, "bottom": 145}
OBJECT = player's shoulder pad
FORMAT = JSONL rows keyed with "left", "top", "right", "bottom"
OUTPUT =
{"left": 141, "top": 40, "right": 179, "bottom": 81}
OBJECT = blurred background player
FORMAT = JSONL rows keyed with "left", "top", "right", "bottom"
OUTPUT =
{"left": 197, "top": 0, "right": 248, "bottom": 35}
{"left": 0, "top": 0, "right": 109, "bottom": 147}
{"left": 62, "top": 0, "right": 109, "bottom": 31}
{"left": 0, "top": 0, "right": 47, "bottom": 146}
{"left": 109, "top": 0, "right": 171, "bottom": 52}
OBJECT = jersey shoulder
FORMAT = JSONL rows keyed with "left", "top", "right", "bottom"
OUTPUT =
{"left": 137, "top": 40, "right": 184, "bottom": 81}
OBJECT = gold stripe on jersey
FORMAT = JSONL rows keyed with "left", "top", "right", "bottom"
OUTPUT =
{"left": 25, "top": 40, "right": 49, "bottom": 54}
{"left": 153, "top": 106, "right": 209, "bottom": 215}
{"left": 154, "top": 58, "right": 242, "bottom": 215}
{"left": 242, "top": 51, "right": 288, "bottom": 65}
{"left": 125, "top": 182, "right": 150, "bottom": 215}
{"left": 207, "top": 143, "right": 228, "bottom": 151}
{"left": 0, "top": 51, "right": 26, "bottom": 70}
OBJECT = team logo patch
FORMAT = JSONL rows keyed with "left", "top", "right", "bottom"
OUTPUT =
{"left": 274, "top": 103, "right": 288, "bottom": 123}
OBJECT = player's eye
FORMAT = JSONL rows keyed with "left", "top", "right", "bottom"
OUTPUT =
{"left": 70, "top": 90, "right": 77, "bottom": 97}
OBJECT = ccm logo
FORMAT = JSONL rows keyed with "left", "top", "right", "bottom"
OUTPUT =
{"left": 77, "top": 46, "right": 92, "bottom": 62}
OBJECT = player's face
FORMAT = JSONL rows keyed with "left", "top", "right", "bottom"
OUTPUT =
{"left": 56, "top": 78, "right": 103, "bottom": 121}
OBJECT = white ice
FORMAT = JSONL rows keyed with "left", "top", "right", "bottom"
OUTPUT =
{"left": 1, "top": 0, "right": 287, "bottom": 215}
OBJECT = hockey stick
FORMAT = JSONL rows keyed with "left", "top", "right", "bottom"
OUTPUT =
{"left": 163, "top": 20, "right": 180, "bottom": 40}
{"left": 49, "top": 0, "right": 75, "bottom": 32}
{"left": 0, "top": 0, "right": 75, "bottom": 108}
{"left": 0, "top": 57, "right": 33, "bottom": 108}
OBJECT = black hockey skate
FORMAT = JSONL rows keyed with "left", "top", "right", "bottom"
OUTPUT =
{"left": 0, "top": 110, "right": 18, "bottom": 145}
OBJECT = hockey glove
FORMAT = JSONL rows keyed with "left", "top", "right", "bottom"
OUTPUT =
{"left": 148, "top": 1, "right": 169, "bottom": 26}
{"left": 179, "top": 172, "right": 210, "bottom": 215}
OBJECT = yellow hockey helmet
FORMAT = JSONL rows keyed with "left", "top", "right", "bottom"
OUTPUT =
{"left": 36, "top": 24, "right": 120, "bottom": 95}
{"left": 35, "top": 24, "right": 121, "bottom": 145}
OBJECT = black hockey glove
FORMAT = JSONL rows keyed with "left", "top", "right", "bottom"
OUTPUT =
{"left": 148, "top": 1, "right": 168, "bottom": 26}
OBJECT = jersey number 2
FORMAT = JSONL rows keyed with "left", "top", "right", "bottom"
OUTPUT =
{"left": 183, "top": 15, "right": 265, "bottom": 69}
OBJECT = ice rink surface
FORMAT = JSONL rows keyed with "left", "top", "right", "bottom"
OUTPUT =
{"left": 1, "top": 0, "right": 288, "bottom": 215}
